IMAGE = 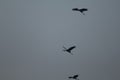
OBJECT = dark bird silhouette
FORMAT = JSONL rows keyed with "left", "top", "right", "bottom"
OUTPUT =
{"left": 72, "top": 8, "right": 88, "bottom": 15}
{"left": 63, "top": 46, "right": 76, "bottom": 55}
{"left": 68, "top": 74, "right": 79, "bottom": 80}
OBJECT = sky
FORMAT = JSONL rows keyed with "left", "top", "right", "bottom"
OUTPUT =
{"left": 0, "top": 0, "right": 120, "bottom": 80}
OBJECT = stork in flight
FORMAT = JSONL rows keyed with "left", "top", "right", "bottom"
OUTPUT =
{"left": 63, "top": 46, "right": 76, "bottom": 55}
{"left": 68, "top": 74, "right": 79, "bottom": 80}
{"left": 72, "top": 8, "right": 88, "bottom": 15}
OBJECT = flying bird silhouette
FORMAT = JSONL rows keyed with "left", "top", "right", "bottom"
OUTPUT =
{"left": 68, "top": 74, "right": 79, "bottom": 80}
{"left": 63, "top": 46, "right": 76, "bottom": 55}
{"left": 72, "top": 8, "right": 88, "bottom": 15}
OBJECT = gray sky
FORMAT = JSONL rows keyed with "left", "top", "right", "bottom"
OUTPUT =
{"left": 0, "top": 0, "right": 120, "bottom": 80}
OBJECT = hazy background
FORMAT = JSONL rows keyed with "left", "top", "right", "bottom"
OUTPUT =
{"left": 0, "top": 0, "right": 120, "bottom": 80}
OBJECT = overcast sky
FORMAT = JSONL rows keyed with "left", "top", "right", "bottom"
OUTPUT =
{"left": 0, "top": 0, "right": 120, "bottom": 80}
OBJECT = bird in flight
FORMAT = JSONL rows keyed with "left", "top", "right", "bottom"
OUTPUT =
{"left": 63, "top": 46, "right": 76, "bottom": 55}
{"left": 72, "top": 8, "right": 88, "bottom": 15}
{"left": 68, "top": 74, "right": 79, "bottom": 80}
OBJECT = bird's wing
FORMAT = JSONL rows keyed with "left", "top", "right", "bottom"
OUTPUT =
{"left": 68, "top": 46, "right": 76, "bottom": 50}
{"left": 68, "top": 77, "right": 72, "bottom": 78}
{"left": 72, "top": 8, "right": 79, "bottom": 11}
{"left": 74, "top": 75, "right": 78, "bottom": 78}
{"left": 82, "top": 8, "right": 88, "bottom": 11}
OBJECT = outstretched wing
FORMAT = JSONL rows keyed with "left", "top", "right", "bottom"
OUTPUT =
{"left": 81, "top": 8, "right": 88, "bottom": 11}
{"left": 68, "top": 46, "right": 76, "bottom": 51}
{"left": 72, "top": 8, "right": 79, "bottom": 11}
{"left": 68, "top": 76, "right": 73, "bottom": 79}
{"left": 73, "top": 75, "right": 79, "bottom": 78}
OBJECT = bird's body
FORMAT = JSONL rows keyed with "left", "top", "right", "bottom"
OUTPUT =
{"left": 72, "top": 8, "right": 88, "bottom": 15}
{"left": 68, "top": 75, "right": 79, "bottom": 80}
{"left": 63, "top": 46, "right": 76, "bottom": 55}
